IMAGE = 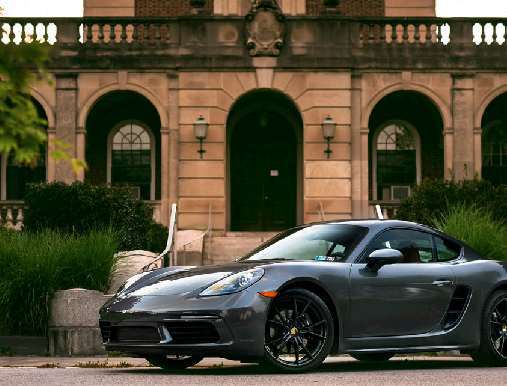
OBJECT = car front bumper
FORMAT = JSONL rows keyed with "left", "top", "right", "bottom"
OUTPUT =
{"left": 99, "top": 289, "right": 271, "bottom": 360}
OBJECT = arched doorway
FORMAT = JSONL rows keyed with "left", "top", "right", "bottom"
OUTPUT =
{"left": 85, "top": 91, "right": 161, "bottom": 200}
{"left": 4, "top": 97, "right": 47, "bottom": 200}
{"left": 227, "top": 90, "right": 302, "bottom": 231}
{"left": 481, "top": 93, "right": 507, "bottom": 184}
{"left": 368, "top": 91, "right": 444, "bottom": 201}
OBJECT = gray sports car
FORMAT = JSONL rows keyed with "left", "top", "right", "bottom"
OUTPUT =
{"left": 99, "top": 220, "right": 507, "bottom": 372}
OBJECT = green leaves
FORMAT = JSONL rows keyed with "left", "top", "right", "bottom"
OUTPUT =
{"left": 433, "top": 205, "right": 507, "bottom": 261}
{"left": 0, "top": 43, "right": 49, "bottom": 164}
{"left": 0, "top": 229, "right": 118, "bottom": 336}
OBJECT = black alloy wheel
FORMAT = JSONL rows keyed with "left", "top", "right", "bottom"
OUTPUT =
{"left": 146, "top": 355, "right": 203, "bottom": 370}
{"left": 350, "top": 353, "right": 394, "bottom": 362}
{"left": 264, "top": 288, "right": 334, "bottom": 372}
{"left": 472, "top": 290, "right": 507, "bottom": 365}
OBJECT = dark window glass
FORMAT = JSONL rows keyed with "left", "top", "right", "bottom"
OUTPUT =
{"left": 241, "top": 224, "right": 368, "bottom": 262}
{"left": 111, "top": 122, "right": 152, "bottom": 200}
{"left": 434, "top": 236, "right": 461, "bottom": 262}
{"left": 366, "top": 229, "right": 433, "bottom": 263}
{"left": 6, "top": 147, "right": 46, "bottom": 200}
{"left": 376, "top": 123, "right": 417, "bottom": 201}
{"left": 482, "top": 121, "right": 507, "bottom": 184}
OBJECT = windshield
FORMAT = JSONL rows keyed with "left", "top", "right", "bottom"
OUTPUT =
{"left": 240, "top": 224, "right": 368, "bottom": 262}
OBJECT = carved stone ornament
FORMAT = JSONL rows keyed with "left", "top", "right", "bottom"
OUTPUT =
{"left": 245, "top": 0, "right": 286, "bottom": 57}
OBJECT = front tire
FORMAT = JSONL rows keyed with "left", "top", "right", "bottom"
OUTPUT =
{"left": 146, "top": 355, "right": 203, "bottom": 370}
{"left": 471, "top": 290, "right": 507, "bottom": 366}
{"left": 264, "top": 288, "right": 335, "bottom": 372}
{"left": 351, "top": 353, "right": 394, "bottom": 362}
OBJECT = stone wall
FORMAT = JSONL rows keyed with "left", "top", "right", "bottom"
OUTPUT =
{"left": 135, "top": 0, "right": 214, "bottom": 16}
{"left": 84, "top": 0, "right": 135, "bottom": 17}
{"left": 384, "top": 0, "right": 435, "bottom": 17}
{"left": 306, "top": 0, "right": 385, "bottom": 16}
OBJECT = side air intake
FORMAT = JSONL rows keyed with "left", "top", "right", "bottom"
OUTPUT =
{"left": 442, "top": 285, "right": 471, "bottom": 330}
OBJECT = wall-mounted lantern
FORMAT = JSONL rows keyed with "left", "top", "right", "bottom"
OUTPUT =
{"left": 193, "top": 115, "right": 208, "bottom": 159}
{"left": 190, "top": 0, "right": 206, "bottom": 14}
{"left": 322, "top": 115, "right": 336, "bottom": 159}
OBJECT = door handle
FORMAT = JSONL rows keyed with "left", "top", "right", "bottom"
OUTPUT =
{"left": 432, "top": 279, "right": 454, "bottom": 287}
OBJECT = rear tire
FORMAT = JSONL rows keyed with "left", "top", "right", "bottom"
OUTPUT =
{"left": 471, "top": 290, "right": 507, "bottom": 366}
{"left": 351, "top": 353, "right": 394, "bottom": 362}
{"left": 146, "top": 355, "right": 203, "bottom": 370}
{"left": 263, "top": 288, "right": 335, "bottom": 372}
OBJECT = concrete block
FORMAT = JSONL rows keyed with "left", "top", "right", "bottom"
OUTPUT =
{"left": 48, "top": 289, "right": 113, "bottom": 356}
{"left": 49, "top": 289, "right": 110, "bottom": 328}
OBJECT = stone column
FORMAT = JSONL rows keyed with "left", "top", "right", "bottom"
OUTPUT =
{"left": 360, "top": 127, "right": 370, "bottom": 217}
{"left": 46, "top": 128, "right": 57, "bottom": 182}
{"left": 54, "top": 74, "right": 78, "bottom": 183}
{"left": 443, "top": 127, "right": 454, "bottom": 181}
{"left": 351, "top": 73, "right": 363, "bottom": 218}
{"left": 75, "top": 127, "right": 86, "bottom": 182}
{"left": 167, "top": 72, "right": 180, "bottom": 224}
{"left": 473, "top": 126, "right": 482, "bottom": 178}
{"left": 160, "top": 127, "right": 170, "bottom": 225}
{"left": 452, "top": 74, "right": 475, "bottom": 180}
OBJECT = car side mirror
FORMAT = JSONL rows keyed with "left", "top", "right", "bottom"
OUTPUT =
{"left": 366, "top": 248, "right": 403, "bottom": 270}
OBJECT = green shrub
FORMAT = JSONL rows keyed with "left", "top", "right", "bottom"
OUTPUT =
{"left": 396, "top": 179, "right": 507, "bottom": 226}
{"left": 0, "top": 229, "right": 118, "bottom": 336}
{"left": 23, "top": 182, "right": 160, "bottom": 251}
{"left": 146, "top": 222, "right": 168, "bottom": 253}
{"left": 433, "top": 205, "right": 507, "bottom": 261}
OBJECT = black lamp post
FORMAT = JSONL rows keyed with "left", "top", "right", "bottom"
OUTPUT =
{"left": 322, "top": 115, "right": 336, "bottom": 159}
{"left": 193, "top": 115, "right": 208, "bottom": 159}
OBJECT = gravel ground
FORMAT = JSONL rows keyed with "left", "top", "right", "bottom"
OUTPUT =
{"left": 1, "top": 356, "right": 506, "bottom": 386}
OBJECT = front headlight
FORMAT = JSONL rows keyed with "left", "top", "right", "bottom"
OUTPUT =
{"left": 199, "top": 268, "right": 264, "bottom": 296}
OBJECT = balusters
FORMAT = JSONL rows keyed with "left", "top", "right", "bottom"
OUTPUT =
{"left": 0, "top": 206, "right": 24, "bottom": 230}
{"left": 8, "top": 23, "right": 15, "bottom": 43}
{"left": 120, "top": 24, "right": 128, "bottom": 43}
{"left": 414, "top": 24, "right": 420, "bottom": 43}
{"left": 391, "top": 23, "right": 397, "bottom": 43}
{"left": 15, "top": 207, "right": 24, "bottom": 231}
{"left": 402, "top": 23, "right": 409, "bottom": 42}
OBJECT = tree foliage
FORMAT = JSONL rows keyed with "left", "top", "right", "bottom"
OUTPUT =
{"left": 0, "top": 42, "right": 49, "bottom": 164}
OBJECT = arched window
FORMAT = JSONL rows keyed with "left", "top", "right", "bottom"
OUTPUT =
{"left": 107, "top": 121, "right": 154, "bottom": 200}
{"left": 482, "top": 120, "right": 507, "bottom": 184}
{"left": 5, "top": 147, "right": 46, "bottom": 200}
{"left": 372, "top": 121, "right": 421, "bottom": 201}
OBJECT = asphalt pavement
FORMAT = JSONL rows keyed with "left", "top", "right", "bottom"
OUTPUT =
{"left": 1, "top": 356, "right": 506, "bottom": 386}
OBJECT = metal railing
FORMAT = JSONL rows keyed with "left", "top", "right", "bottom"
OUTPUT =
{"left": 142, "top": 202, "right": 177, "bottom": 271}
{"left": 369, "top": 201, "right": 401, "bottom": 220}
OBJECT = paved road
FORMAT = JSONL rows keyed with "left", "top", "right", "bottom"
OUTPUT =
{"left": 1, "top": 357, "right": 507, "bottom": 386}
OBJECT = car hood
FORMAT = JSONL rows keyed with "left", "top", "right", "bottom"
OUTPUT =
{"left": 115, "top": 261, "right": 265, "bottom": 299}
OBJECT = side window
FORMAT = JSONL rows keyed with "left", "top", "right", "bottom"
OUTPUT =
{"left": 434, "top": 236, "right": 461, "bottom": 262}
{"left": 367, "top": 229, "right": 434, "bottom": 263}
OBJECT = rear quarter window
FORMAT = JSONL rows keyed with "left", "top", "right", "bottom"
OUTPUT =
{"left": 434, "top": 236, "right": 462, "bottom": 262}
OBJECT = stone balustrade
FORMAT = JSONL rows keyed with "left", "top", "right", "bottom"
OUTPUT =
{"left": 2, "top": 16, "right": 507, "bottom": 71}
{"left": 0, "top": 200, "right": 160, "bottom": 231}
{"left": 0, "top": 201, "right": 25, "bottom": 231}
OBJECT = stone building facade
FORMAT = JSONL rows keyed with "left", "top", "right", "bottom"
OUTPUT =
{"left": 2, "top": 0, "right": 506, "bottom": 244}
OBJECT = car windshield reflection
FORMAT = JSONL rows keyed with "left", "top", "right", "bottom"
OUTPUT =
{"left": 240, "top": 224, "right": 368, "bottom": 262}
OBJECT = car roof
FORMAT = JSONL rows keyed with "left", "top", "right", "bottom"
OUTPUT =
{"left": 312, "top": 219, "right": 434, "bottom": 232}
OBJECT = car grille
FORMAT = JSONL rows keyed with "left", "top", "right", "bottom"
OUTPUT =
{"left": 99, "top": 321, "right": 111, "bottom": 343}
{"left": 165, "top": 321, "right": 220, "bottom": 344}
{"left": 110, "top": 326, "right": 161, "bottom": 343}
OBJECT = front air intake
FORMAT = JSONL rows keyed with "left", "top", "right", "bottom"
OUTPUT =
{"left": 442, "top": 285, "right": 471, "bottom": 330}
